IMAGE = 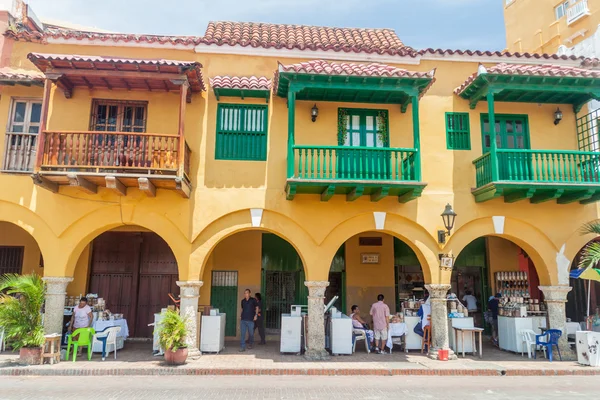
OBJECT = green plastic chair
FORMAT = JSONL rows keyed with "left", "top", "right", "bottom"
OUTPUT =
{"left": 66, "top": 328, "right": 96, "bottom": 362}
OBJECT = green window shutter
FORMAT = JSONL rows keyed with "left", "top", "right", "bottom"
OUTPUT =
{"left": 445, "top": 112, "right": 471, "bottom": 150}
{"left": 215, "top": 103, "right": 268, "bottom": 161}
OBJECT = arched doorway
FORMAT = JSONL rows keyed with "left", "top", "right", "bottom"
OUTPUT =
{"left": 71, "top": 226, "right": 179, "bottom": 338}
{"left": 200, "top": 230, "right": 306, "bottom": 337}
{"left": 0, "top": 222, "right": 43, "bottom": 276}
{"left": 567, "top": 238, "right": 600, "bottom": 324}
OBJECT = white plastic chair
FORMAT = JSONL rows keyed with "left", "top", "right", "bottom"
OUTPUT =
{"left": 93, "top": 326, "right": 121, "bottom": 361}
{"left": 353, "top": 329, "right": 370, "bottom": 354}
{"left": 521, "top": 329, "right": 546, "bottom": 359}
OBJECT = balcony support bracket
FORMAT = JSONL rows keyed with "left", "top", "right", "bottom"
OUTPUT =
{"left": 67, "top": 173, "right": 97, "bottom": 194}
{"left": 530, "top": 189, "right": 564, "bottom": 204}
{"left": 398, "top": 186, "right": 424, "bottom": 203}
{"left": 557, "top": 189, "right": 595, "bottom": 204}
{"left": 504, "top": 188, "right": 535, "bottom": 203}
{"left": 346, "top": 186, "right": 364, "bottom": 202}
{"left": 285, "top": 183, "right": 297, "bottom": 201}
{"left": 138, "top": 177, "right": 156, "bottom": 197}
{"left": 320, "top": 185, "right": 335, "bottom": 202}
{"left": 175, "top": 177, "right": 191, "bottom": 199}
{"left": 31, "top": 173, "right": 58, "bottom": 193}
{"left": 105, "top": 176, "right": 127, "bottom": 196}
{"left": 370, "top": 186, "right": 390, "bottom": 202}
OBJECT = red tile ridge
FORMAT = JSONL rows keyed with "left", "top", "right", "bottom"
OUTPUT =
{"left": 0, "top": 67, "right": 44, "bottom": 81}
{"left": 27, "top": 53, "right": 202, "bottom": 69}
{"left": 419, "top": 48, "right": 589, "bottom": 62}
{"left": 277, "top": 60, "right": 434, "bottom": 79}
{"left": 210, "top": 76, "right": 272, "bottom": 90}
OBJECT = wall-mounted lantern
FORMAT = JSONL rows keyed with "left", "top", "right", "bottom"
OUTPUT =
{"left": 311, "top": 104, "right": 319, "bottom": 122}
{"left": 437, "top": 203, "right": 457, "bottom": 244}
{"left": 554, "top": 108, "right": 563, "bottom": 125}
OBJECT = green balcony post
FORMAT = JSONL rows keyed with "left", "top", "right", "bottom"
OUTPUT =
{"left": 411, "top": 96, "right": 422, "bottom": 181}
{"left": 287, "top": 90, "right": 296, "bottom": 178}
{"left": 487, "top": 92, "right": 499, "bottom": 182}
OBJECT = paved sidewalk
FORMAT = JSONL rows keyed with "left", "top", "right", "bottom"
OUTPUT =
{"left": 1, "top": 341, "right": 599, "bottom": 376}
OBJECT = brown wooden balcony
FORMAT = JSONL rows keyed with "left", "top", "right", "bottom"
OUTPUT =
{"left": 32, "top": 130, "right": 191, "bottom": 197}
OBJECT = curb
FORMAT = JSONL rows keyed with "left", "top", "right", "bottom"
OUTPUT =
{"left": 2, "top": 367, "right": 600, "bottom": 377}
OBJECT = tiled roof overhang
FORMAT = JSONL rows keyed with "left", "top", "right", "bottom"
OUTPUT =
{"left": 210, "top": 76, "right": 272, "bottom": 102}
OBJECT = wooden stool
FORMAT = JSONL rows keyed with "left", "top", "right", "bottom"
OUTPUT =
{"left": 42, "top": 334, "right": 61, "bottom": 365}
{"left": 421, "top": 325, "right": 431, "bottom": 354}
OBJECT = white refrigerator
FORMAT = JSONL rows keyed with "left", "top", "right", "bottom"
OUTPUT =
{"left": 200, "top": 313, "right": 226, "bottom": 353}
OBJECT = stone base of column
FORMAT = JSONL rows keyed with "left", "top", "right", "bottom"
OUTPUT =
{"left": 428, "top": 347, "right": 457, "bottom": 361}
{"left": 304, "top": 349, "right": 330, "bottom": 361}
{"left": 186, "top": 347, "right": 202, "bottom": 360}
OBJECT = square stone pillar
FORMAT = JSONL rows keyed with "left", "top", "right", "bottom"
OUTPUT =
{"left": 425, "top": 284, "right": 457, "bottom": 360}
{"left": 539, "top": 285, "right": 574, "bottom": 360}
{"left": 42, "top": 276, "right": 73, "bottom": 335}
{"left": 176, "top": 280, "right": 203, "bottom": 358}
{"left": 304, "top": 280, "right": 329, "bottom": 360}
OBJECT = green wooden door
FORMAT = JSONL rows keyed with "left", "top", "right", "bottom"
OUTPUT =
{"left": 482, "top": 115, "right": 532, "bottom": 180}
{"left": 337, "top": 109, "right": 390, "bottom": 180}
{"left": 210, "top": 271, "right": 238, "bottom": 337}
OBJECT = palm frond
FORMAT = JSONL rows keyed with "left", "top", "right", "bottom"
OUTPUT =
{"left": 580, "top": 220, "right": 600, "bottom": 236}
{"left": 578, "top": 242, "right": 600, "bottom": 270}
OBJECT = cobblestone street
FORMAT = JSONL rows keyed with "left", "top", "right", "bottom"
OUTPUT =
{"left": 0, "top": 375, "right": 596, "bottom": 400}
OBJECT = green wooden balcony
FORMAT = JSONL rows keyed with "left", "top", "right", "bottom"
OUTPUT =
{"left": 285, "top": 145, "right": 426, "bottom": 202}
{"left": 472, "top": 149, "right": 600, "bottom": 204}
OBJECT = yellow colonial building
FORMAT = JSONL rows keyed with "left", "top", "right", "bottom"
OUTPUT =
{"left": 1, "top": 5, "right": 598, "bottom": 358}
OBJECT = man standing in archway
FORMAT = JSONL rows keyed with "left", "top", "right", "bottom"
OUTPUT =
{"left": 240, "top": 289, "right": 258, "bottom": 352}
{"left": 370, "top": 294, "right": 390, "bottom": 354}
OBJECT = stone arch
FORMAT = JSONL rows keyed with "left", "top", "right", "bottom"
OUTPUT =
{"left": 444, "top": 217, "right": 558, "bottom": 285}
{"left": 563, "top": 227, "right": 597, "bottom": 267}
{"left": 319, "top": 213, "right": 440, "bottom": 284}
{"left": 0, "top": 200, "right": 57, "bottom": 265}
{"left": 58, "top": 206, "right": 191, "bottom": 278}
{"left": 190, "top": 209, "right": 319, "bottom": 281}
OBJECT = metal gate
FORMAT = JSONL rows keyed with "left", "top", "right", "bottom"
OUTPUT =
{"left": 264, "top": 271, "right": 296, "bottom": 329}
{"left": 0, "top": 246, "right": 24, "bottom": 275}
{"left": 210, "top": 271, "right": 238, "bottom": 336}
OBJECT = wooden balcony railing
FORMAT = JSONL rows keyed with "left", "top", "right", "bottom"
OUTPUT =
{"left": 292, "top": 145, "right": 419, "bottom": 181}
{"left": 39, "top": 130, "right": 187, "bottom": 175}
{"left": 473, "top": 149, "right": 600, "bottom": 188}
{"left": 2, "top": 132, "right": 37, "bottom": 172}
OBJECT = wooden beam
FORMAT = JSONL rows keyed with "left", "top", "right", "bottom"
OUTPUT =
{"left": 285, "top": 183, "right": 297, "bottom": 200}
{"left": 557, "top": 189, "right": 595, "bottom": 204}
{"left": 34, "top": 79, "right": 52, "bottom": 172}
{"left": 370, "top": 186, "right": 389, "bottom": 202}
{"left": 503, "top": 188, "right": 535, "bottom": 203}
{"left": 67, "top": 173, "right": 97, "bottom": 194}
{"left": 45, "top": 67, "right": 187, "bottom": 82}
{"left": 530, "top": 189, "right": 564, "bottom": 204}
{"left": 175, "top": 177, "right": 190, "bottom": 198}
{"left": 31, "top": 173, "right": 58, "bottom": 193}
{"left": 320, "top": 185, "right": 335, "bottom": 202}
{"left": 105, "top": 176, "right": 126, "bottom": 196}
{"left": 346, "top": 186, "right": 364, "bottom": 202}
{"left": 138, "top": 177, "right": 156, "bottom": 197}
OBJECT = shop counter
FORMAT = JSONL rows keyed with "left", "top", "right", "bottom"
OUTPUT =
{"left": 91, "top": 319, "right": 128, "bottom": 353}
{"left": 329, "top": 315, "right": 353, "bottom": 355}
{"left": 576, "top": 331, "right": 600, "bottom": 367}
{"left": 404, "top": 316, "right": 422, "bottom": 351}
{"left": 498, "top": 316, "right": 546, "bottom": 353}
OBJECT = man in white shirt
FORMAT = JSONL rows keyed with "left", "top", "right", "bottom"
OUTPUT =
{"left": 462, "top": 290, "right": 478, "bottom": 312}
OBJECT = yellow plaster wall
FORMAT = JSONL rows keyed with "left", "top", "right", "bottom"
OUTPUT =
{"left": 345, "top": 232, "right": 396, "bottom": 314}
{"left": 487, "top": 237, "right": 520, "bottom": 293}
{"left": 0, "top": 222, "right": 42, "bottom": 276}
{"left": 504, "top": 0, "right": 600, "bottom": 53}
{"left": 0, "top": 37, "right": 596, "bottom": 290}
{"left": 67, "top": 244, "right": 91, "bottom": 297}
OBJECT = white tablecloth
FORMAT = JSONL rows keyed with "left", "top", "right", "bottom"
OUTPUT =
{"left": 386, "top": 322, "right": 407, "bottom": 350}
{"left": 93, "top": 319, "right": 129, "bottom": 338}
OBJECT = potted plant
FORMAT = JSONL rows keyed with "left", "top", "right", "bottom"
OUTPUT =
{"left": 158, "top": 308, "right": 189, "bottom": 365}
{"left": 0, "top": 274, "right": 46, "bottom": 365}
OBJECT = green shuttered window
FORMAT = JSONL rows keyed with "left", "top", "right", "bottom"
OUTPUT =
{"left": 445, "top": 112, "right": 471, "bottom": 150}
{"left": 215, "top": 104, "right": 268, "bottom": 161}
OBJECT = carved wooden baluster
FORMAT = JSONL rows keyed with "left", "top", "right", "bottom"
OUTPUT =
{"left": 167, "top": 137, "right": 173, "bottom": 169}
{"left": 73, "top": 133, "right": 79, "bottom": 166}
{"left": 92, "top": 133, "right": 98, "bottom": 166}
{"left": 45, "top": 132, "right": 53, "bottom": 166}
{"left": 172, "top": 137, "right": 178, "bottom": 170}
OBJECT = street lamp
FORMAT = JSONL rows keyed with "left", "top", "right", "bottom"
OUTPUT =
{"left": 311, "top": 104, "right": 319, "bottom": 122}
{"left": 437, "top": 203, "right": 457, "bottom": 244}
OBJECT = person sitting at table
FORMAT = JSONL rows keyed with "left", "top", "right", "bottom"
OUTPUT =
{"left": 350, "top": 305, "right": 374, "bottom": 347}
{"left": 414, "top": 296, "right": 431, "bottom": 338}
{"left": 68, "top": 297, "right": 93, "bottom": 340}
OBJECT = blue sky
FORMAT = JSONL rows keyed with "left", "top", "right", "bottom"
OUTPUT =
{"left": 26, "top": 0, "right": 507, "bottom": 50}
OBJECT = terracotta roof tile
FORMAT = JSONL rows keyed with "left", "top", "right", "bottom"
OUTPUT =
{"left": 210, "top": 76, "right": 271, "bottom": 90}
{"left": 0, "top": 67, "right": 44, "bottom": 82}
{"left": 419, "top": 48, "right": 588, "bottom": 62}
{"left": 200, "top": 21, "right": 415, "bottom": 56}
{"left": 455, "top": 63, "right": 600, "bottom": 95}
{"left": 28, "top": 53, "right": 202, "bottom": 69}
{"left": 277, "top": 60, "right": 433, "bottom": 78}
{"left": 44, "top": 26, "right": 199, "bottom": 46}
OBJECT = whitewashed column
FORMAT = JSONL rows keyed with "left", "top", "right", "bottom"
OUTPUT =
{"left": 42, "top": 277, "right": 73, "bottom": 335}
{"left": 539, "top": 285, "right": 574, "bottom": 360}
{"left": 176, "top": 280, "right": 203, "bottom": 358}
{"left": 425, "top": 284, "right": 457, "bottom": 360}
{"left": 304, "top": 280, "right": 329, "bottom": 360}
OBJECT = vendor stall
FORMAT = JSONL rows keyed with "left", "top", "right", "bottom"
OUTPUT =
{"left": 399, "top": 298, "right": 425, "bottom": 351}
{"left": 495, "top": 272, "right": 548, "bottom": 353}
